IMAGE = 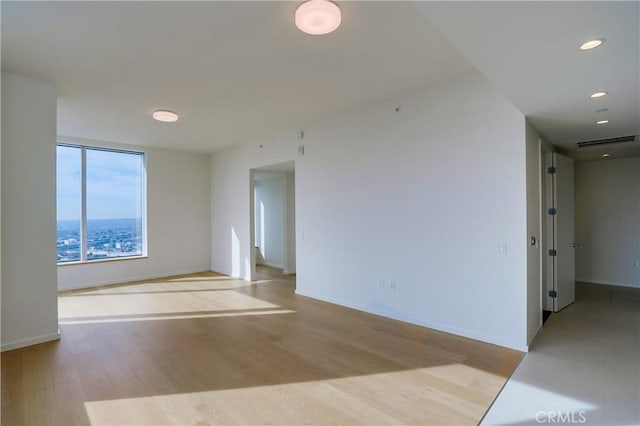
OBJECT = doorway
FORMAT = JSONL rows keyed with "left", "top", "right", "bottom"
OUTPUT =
{"left": 250, "top": 161, "right": 296, "bottom": 281}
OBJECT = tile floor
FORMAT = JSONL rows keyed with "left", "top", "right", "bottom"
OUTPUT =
{"left": 482, "top": 282, "right": 640, "bottom": 425}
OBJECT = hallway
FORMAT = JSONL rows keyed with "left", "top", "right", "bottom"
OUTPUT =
{"left": 483, "top": 282, "right": 640, "bottom": 425}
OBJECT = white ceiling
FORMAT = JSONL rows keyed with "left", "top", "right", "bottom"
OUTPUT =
{"left": 418, "top": 1, "right": 640, "bottom": 160}
{"left": 2, "top": 1, "right": 638, "bottom": 159}
{"left": 1, "top": 1, "right": 474, "bottom": 153}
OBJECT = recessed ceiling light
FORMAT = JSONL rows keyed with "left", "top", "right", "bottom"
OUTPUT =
{"left": 602, "top": 153, "right": 610, "bottom": 157}
{"left": 295, "top": 0, "right": 341, "bottom": 35}
{"left": 580, "top": 39, "right": 604, "bottom": 50}
{"left": 152, "top": 110, "right": 179, "bottom": 122}
{"left": 596, "top": 120, "right": 609, "bottom": 125}
{"left": 590, "top": 91, "right": 607, "bottom": 98}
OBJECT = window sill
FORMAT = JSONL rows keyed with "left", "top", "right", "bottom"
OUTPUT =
{"left": 57, "top": 255, "right": 149, "bottom": 267}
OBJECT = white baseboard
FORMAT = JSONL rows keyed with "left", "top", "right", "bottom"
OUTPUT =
{"left": 2, "top": 330, "right": 61, "bottom": 352}
{"left": 528, "top": 323, "right": 542, "bottom": 347}
{"left": 577, "top": 279, "right": 640, "bottom": 289}
{"left": 295, "top": 289, "right": 529, "bottom": 352}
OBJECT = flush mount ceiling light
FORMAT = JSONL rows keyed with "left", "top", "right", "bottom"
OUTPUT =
{"left": 590, "top": 91, "right": 607, "bottom": 98}
{"left": 602, "top": 153, "right": 611, "bottom": 157}
{"left": 152, "top": 110, "right": 179, "bottom": 122}
{"left": 596, "top": 119, "right": 610, "bottom": 125}
{"left": 295, "top": 0, "right": 341, "bottom": 35}
{"left": 580, "top": 39, "right": 604, "bottom": 50}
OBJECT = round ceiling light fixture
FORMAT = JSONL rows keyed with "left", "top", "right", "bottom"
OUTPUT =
{"left": 602, "top": 153, "right": 611, "bottom": 157}
{"left": 590, "top": 91, "right": 607, "bottom": 98}
{"left": 596, "top": 119, "right": 610, "bottom": 125}
{"left": 295, "top": 0, "right": 341, "bottom": 35}
{"left": 152, "top": 110, "right": 179, "bottom": 122}
{"left": 580, "top": 39, "right": 604, "bottom": 50}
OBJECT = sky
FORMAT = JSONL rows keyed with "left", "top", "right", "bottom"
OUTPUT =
{"left": 56, "top": 146, "right": 144, "bottom": 221}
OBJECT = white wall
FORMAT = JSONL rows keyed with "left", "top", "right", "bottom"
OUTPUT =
{"left": 211, "top": 72, "right": 531, "bottom": 351}
{"left": 2, "top": 73, "right": 59, "bottom": 351}
{"left": 575, "top": 157, "right": 640, "bottom": 287}
{"left": 525, "top": 120, "right": 542, "bottom": 343}
{"left": 283, "top": 172, "right": 296, "bottom": 274}
{"left": 254, "top": 175, "right": 285, "bottom": 269}
{"left": 0, "top": 73, "right": 2, "bottom": 352}
{"left": 58, "top": 141, "right": 211, "bottom": 290}
{"left": 211, "top": 139, "right": 295, "bottom": 281}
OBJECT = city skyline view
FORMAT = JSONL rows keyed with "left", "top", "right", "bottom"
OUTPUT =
{"left": 56, "top": 145, "right": 145, "bottom": 262}
{"left": 57, "top": 218, "right": 144, "bottom": 262}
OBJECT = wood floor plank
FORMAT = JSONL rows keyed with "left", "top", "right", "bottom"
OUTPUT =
{"left": 1, "top": 349, "right": 25, "bottom": 426}
{"left": 47, "top": 339, "right": 91, "bottom": 426}
{"left": 72, "top": 351, "right": 119, "bottom": 402}
{"left": 22, "top": 344, "right": 61, "bottom": 426}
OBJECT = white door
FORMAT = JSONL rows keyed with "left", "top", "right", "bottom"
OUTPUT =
{"left": 547, "top": 153, "right": 576, "bottom": 311}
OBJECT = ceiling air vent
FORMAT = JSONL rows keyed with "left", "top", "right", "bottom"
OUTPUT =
{"left": 576, "top": 135, "right": 637, "bottom": 148}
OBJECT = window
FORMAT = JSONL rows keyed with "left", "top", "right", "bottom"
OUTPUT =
{"left": 56, "top": 144, "right": 146, "bottom": 263}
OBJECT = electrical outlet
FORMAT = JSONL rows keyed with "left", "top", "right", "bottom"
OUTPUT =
{"left": 635, "top": 260, "right": 639, "bottom": 269}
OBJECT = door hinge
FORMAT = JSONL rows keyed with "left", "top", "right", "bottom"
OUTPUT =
{"left": 548, "top": 208, "right": 557, "bottom": 216}
{"left": 549, "top": 290, "right": 557, "bottom": 298}
{"left": 548, "top": 249, "right": 557, "bottom": 256}
{"left": 547, "top": 166, "right": 556, "bottom": 174}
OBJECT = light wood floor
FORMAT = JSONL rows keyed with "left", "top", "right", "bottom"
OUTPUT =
{"left": 2, "top": 267, "right": 523, "bottom": 425}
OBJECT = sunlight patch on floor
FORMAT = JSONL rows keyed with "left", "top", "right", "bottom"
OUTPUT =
{"left": 59, "top": 308, "right": 295, "bottom": 325}
{"left": 165, "top": 275, "right": 235, "bottom": 282}
{"left": 60, "top": 277, "right": 254, "bottom": 298}
{"left": 59, "top": 289, "right": 282, "bottom": 319}
{"left": 481, "top": 379, "right": 598, "bottom": 425}
{"left": 83, "top": 364, "right": 508, "bottom": 426}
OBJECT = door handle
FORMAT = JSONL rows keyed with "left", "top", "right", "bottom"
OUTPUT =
{"left": 571, "top": 242, "right": 580, "bottom": 248}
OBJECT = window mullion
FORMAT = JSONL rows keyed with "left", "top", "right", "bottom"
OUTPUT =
{"left": 81, "top": 146, "right": 88, "bottom": 262}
